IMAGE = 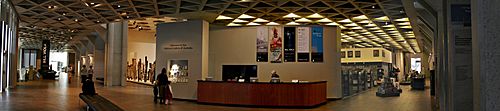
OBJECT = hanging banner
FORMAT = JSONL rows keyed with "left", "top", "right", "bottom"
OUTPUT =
{"left": 256, "top": 26, "right": 268, "bottom": 62}
{"left": 297, "top": 27, "right": 310, "bottom": 62}
{"left": 283, "top": 27, "right": 296, "bottom": 62}
{"left": 269, "top": 26, "right": 283, "bottom": 63}
{"left": 311, "top": 26, "right": 323, "bottom": 62}
{"left": 41, "top": 40, "right": 50, "bottom": 70}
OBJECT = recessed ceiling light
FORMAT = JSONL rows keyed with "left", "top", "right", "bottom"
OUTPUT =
{"left": 238, "top": 14, "right": 255, "bottom": 19}
{"left": 358, "top": 20, "right": 370, "bottom": 24}
{"left": 227, "top": 23, "right": 242, "bottom": 26}
{"left": 96, "top": 20, "right": 100, "bottom": 23}
{"left": 62, "top": 13, "right": 66, "bottom": 16}
{"left": 232, "top": 19, "right": 249, "bottom": 23}
{"left": 216, "top": 15, "right": 233, "bottom": 20}
{"left": 295, "top": 18, "right": 312, "bottom": 22}
{"left": 400, "top": 26, "right": 412, "bottom": 29}
{"left": 352, "top": 15, "right": 368, "bottom": 20}
{"left": 325, "top": 22, "right": 338, "bottom": 26}
{"left": 316, "top": 18, "right": 332, "bottom": 23}
{"left": 373, "top": 16, "right": 389, "bottom": 21}
{"left": 74, "top": 19, "right": 78, "bottom": 22}
{"left": 247, "top": 22, "right": 261, "bottom": 26}
{"left": 253, "top": 18, "right": 269, "bottom": 22}
{"left": 117, "top": 5, "right": 121, "bottom": 8}
{"left": 266, "top": 22, "right": 280, "bottom": 25}
{"left": 285, "top": 21, "right": 300, "bottom": 25}
{"left": 306, "top": 13, "right": 324, "bottom": 18}
{"left": 338, "top": 19, "right": 352, "bottom": 23}
{"left": 395, "top": 18, "right": 409, "bottom": 22}
{"left": 397, "top": 22, "right": 411, "bottom": 25}
{"left": 345, "top": 23, "right": 358, "bottom": 27}
{"left": 283, "top": 13, "right": 301, "bottom": 18}
{"left": 382, "top": 24, "right": 395, "bottom": 28}
{"left": 365, "top": 23, "right": 377, "bottom": 27}
{"left": 90, "top": 2, "right": 95, "bottom": 5}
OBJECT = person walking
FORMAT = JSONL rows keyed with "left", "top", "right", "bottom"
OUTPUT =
{"left": 156, "top": 68, "right": 171, "bottom": 104}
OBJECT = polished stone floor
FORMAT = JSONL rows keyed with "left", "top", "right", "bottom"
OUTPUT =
{"left": 0, "top": 73, "right": 431, "bottom": 111}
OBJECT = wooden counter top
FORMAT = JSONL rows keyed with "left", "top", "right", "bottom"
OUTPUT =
{"left": 197, "top": 80, "right": 327, "bottom": 107}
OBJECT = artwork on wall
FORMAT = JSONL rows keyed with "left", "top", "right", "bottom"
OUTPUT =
{"left": 355, "top": 51, "right": 361, "bottom": 58}
{"left": 256, "top": 26, "right": 268, "bottom": 62}
{"left": 269, "top": 26, "right": 283, "bottom": 63}
{"left": 283, "top": 27, "right": 296, "bottom": 62}
{"left": 297, "top": 27, "right": 310, "bottom": 62}
{"left": 169, "top": 60, "right": 189, "bottom": 83}
{"left": 311, "top": 26, "right": 324, "bottom": 62}
{"left": 373, "top": 50, "right": 380, "bottom": 57}
{"left": 382, "top": 50, "right": 386, "bottom": 57}
{"left": 347, "top": 51, "right": 353, "bottom": 58}
{"left": 341, "top": 51, "right": 346, "bottom": 58}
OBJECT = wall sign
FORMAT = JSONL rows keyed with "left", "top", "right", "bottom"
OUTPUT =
{"left": 256, "top": 26, "right": 268, "bottom": 62}
{"left": 269, "top": 26, "right": 283, "bottom": 63}
{"left": 283, "top": 27, "right": 296, "bottom": 62}
{"left": 311, "top": 27, "right": 323, "bottom": 62}
{"left": 297, "top": 27, "right": 310, "bottom": 62}
{"left": 163, "top": 44, "right": 193, "bottom": 50}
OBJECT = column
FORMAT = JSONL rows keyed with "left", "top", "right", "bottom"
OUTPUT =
{"left": 105, "top": 21, "right": 127, "bottom": 86}
{"left": 472, "top": 0, "right": 500, "bottom": 110}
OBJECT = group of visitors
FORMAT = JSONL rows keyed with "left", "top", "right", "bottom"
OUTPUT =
{"left": 154, "top": 68, "right": 173, "bottom": 105}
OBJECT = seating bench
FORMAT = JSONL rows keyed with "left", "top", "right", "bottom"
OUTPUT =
{"left": 79, "top": 94, "right": 124, "bottom": 111}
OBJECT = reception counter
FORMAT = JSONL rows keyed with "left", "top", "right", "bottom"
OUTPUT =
{"left": 197, "top": 80, "right": 327, "bottom": 107}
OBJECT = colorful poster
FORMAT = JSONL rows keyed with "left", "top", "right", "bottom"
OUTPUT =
{"left": 283, "top": 27, "right": 296, "bottom": 62}
{"left": 297, "top": 27, "right": 310, "bottom": 62}
{"left": 256, "top": 26, "right": 268, "bottom": 62}
{"left": 311, "top": 26, "right": 323, "bottom": 62}
{"left": 269, "top": 26, "right": 283, "bottom": 63}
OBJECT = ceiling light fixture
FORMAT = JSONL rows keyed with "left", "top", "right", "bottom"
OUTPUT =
{"left": 283, "top": 13, "right": 301, "bottom": 18}
{"left": 295, "top": 18, "right": 312, "bottom": 22}
{"left": 238, "top": 14, "right": 255, "bottom": 19}
{"left": 325, "top": 22, "right": 338, "bottom": 26}
{"left": 285, "top": 21, "right": 300, "bottom": 25}
{"left": 216, "top": 15, "right": 233, "bottom": 20}
{"left": 247, "top": 22, "right": 261, "bottom": 26}
{"left": 266, "top": 22, "right": 280, "bottom": 26}
{"left": 374, "top": 16, "right": 389, "bottom": 21}
{"left": 253, "top": 18, "right": 269, "bottom": 22}
{"left": 117, "top": 5, "right": 121, "bottom": 8}
{"left": 232, "top": 19, "right": 249, "bottom": 23}
{"left": 306, "top": 13, "right": 324, "bottom": 18}
{"left": 316, "top": 18, "right": 332, "bottom": 23}
{"left": 395, "top": 18, "right": 409, "bottom": 22}
{"left": 352, "top": 15, "right": 368, "bottom": 20}
{"left": 74, "top": 19, "right": 79, "bottom": 22}
{"left": 227, "top": 23, "right": 242, "bottom": 26}
{"left": 338, "top": 19, "right": 352, "bottom": 23}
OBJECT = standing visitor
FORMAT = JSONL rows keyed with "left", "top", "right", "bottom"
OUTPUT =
{"left": 156, "top": 68, "right": 173, "bottom": 104}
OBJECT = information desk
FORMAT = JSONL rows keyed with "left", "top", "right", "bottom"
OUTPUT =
{"left": 197, "top": 80, "right": 327, "bottom": 107}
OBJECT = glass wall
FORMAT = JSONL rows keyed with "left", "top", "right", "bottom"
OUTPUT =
{"left": 0, "top": 0, "right": 19, "bottom": 92}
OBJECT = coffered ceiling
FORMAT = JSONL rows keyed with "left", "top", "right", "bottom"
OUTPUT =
{"left": 13, "top": 0, "right": 420, "bottom": 53}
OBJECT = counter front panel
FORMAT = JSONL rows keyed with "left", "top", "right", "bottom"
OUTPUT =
{"left": 197, "top": 81, "right": 327, "bottom": 107}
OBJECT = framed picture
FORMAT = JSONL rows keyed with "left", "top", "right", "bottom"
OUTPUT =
{"left": 341, "top": 51, "right": 346, "bottom": 58}
{"left": 373, "top": 50, "right": 379, "bottom": 57}
{"left": 355, "top": 51, "right": 361, "bottom": 58}
{"left": 382, "top": 50, "right": 386, "bottom": 57}
{"left": 347, "top": 51, "right": 353, "bottom": 58}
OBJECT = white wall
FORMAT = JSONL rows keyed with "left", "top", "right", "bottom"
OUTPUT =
{"left": 209, "top": 26, "right": 342, "bottom": 98}
{"left": 156, "top": 20, "right": 209, "bottom": 100}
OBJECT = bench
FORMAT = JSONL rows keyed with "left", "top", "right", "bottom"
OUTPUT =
{"left": 79, "top": 94, "right": 124, "bottom": 111}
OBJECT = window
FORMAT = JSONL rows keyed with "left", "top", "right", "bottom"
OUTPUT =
{"left": 355, "top": 51, "right": 361, "bottom": 58}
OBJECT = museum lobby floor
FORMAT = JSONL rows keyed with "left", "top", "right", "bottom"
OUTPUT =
{"left": 0, "top": 75, "right": 431, "bottom": 111}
